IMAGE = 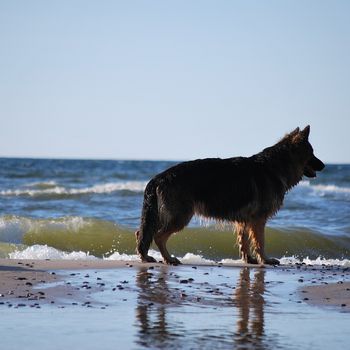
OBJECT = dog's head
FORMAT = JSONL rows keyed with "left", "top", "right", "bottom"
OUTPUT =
{"left": 289, "top": 125, "right": 325, "bottom": 178}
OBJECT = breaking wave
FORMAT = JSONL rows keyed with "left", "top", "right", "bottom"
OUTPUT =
{"left": 7, "top": 245, "right": 350, "bottom": 268}
{"left": 300, "top": 181, "right": 350, "bottom": 197}
{"left": 1, "top": 216, "right": 350, "bottom": 262}
{"left": 0, "top": 181, "right": 147, "bottom": 198}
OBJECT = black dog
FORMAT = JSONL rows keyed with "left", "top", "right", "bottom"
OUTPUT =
{"left": 136, "top": 126, "right": 325, "bottom": 265}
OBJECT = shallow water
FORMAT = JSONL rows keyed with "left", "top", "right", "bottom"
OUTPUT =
{"left": 1, "top": 265, "right": 349, "bottom": 349}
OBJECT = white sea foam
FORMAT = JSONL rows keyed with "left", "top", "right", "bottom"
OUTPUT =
{"left": 299, "top": 181, "right": 350, "bottom": 196}
{"left": 0, "top": 181, "right": 147, "bottom": 197}
{"left": 312, "top": 184, "right": 350, "bottom": 194}
{"left": 105, "top": 251, "right": 141, "bottom": 261}
{"left": 8, "top": 245, "right": 97, "bottom": 260}
{"left": 7, "top": 245, "right": 350, "bottom": 267}
{"left": 280, "top": 255, "right": 350, "bottom": 267}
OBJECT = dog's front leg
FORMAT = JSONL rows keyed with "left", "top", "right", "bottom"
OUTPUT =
{"left": 248, "top": 220, "right": 279, "bottom": 266}
{"left": 236, "top": 223, "right": 258, "bottom": 264}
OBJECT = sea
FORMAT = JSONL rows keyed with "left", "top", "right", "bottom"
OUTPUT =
{"left": 0, "top": 158, "right": 349, "bottom": 265}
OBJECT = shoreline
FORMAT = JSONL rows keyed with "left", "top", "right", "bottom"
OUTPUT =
{"left": 0, "top": 258, "right": 349, "bottom": 311}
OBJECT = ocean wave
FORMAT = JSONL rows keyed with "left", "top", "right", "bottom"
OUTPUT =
{"left": 1, "top": 216, "right": 350, "bottom": 260}
{"left": 0, "top": 181, "right": 147, "bottom": 197}
{"left": 299, "top": 181, "right": 350, "bottom": 196}
{"left": 7, "top": 245, "right": 350, "bottom": 267}
{"left": 8, "top": 244, "right": 98, "bottom": 260}
{"left": 0, "top": 216, "right": 92, "bottom": 241}
{"left": 26, "top": 181, "right": 58, "bottom": 189}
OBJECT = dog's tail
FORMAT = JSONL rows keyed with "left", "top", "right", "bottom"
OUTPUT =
{"left": 136, "top": 179, "right": 159, "bottom": 261}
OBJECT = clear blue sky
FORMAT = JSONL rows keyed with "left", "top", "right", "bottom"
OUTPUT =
{"left": 0, "top": 1, "right": 349, "bottom": 162}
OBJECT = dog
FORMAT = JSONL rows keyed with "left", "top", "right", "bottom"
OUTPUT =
{"left": 135, "top": 126, "right": 325, "bottom": 265}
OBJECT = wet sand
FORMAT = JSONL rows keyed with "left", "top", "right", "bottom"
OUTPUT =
{"left": 1, "top": 259, "right": 349, "bottom": 310}
{"left": 1, "top": 259, "right": 350, "bottom": 349}
{"left": 301, "top": 281, "right": 350, "bottom": 310}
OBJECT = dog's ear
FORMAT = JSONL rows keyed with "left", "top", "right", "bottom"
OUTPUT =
{"left": 292, "top": 125, "right": 310, "bottom": 143}
{"left": 290, "top": 127, "right": 300, "bottom": 136}
{"left": 300, "top": 125, "right": 310, "bottom": 139}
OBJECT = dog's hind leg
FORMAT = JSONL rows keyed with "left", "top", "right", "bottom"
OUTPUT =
{"left": 248, "top": 220, "right": 279, "bottom": 266}
{"left": 154, "top": 193, "right": 193, "bottom": 265}
{"left": 154, "top": 230, "right": 182, "bottom": 265}
{"left": 155, "top": 207, "right": 193, "bottom": 265}
{"left": 236, "top": 223, "right": 258, "bottom": 264}
{"left": 135, "top": 230, "right": 157, "bottom": 263}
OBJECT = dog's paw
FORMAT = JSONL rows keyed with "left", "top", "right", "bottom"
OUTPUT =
{"left": 264, "top": 257, "right": 280, "bottom": 266}
{"left": 165, "top": 256, "right": 182, "bottom": 266}
{"left": 246, "top": 256, "right": 259, "bottom": 264}
{"left": 141, "top": 255, "right": 157, "bottom": 263}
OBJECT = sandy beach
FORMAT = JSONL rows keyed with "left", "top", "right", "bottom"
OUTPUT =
{"left": 1, "top": 259, "right": 350, "bottom": 349}
{"left": 1, "top": 259, "right": 350, "bottom": 309}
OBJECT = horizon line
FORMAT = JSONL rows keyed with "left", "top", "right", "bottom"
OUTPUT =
{"left": 0, "top": 155, "right": 348, "bottom": 165}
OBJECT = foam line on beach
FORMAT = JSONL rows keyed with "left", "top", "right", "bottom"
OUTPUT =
{"left": 6, "top": 245, "right": 350, "bottom": 267}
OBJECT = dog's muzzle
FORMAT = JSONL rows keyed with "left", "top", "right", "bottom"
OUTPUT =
{"left": 304, "top": 155, "right": 325, "bottom": 178}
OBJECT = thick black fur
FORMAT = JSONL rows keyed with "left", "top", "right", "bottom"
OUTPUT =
{"left": 136, "top": 126, "right": 325, "bottom": 265}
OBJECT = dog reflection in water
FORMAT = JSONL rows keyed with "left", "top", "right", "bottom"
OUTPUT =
{"left": 134, "top": 267, "right": 267, "bottom": 348}
{"left": 234, "top": 268, "right": 265, "bottom": 345}
{"left": 135, "top": 267, "right": 181, "bottom": 348}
